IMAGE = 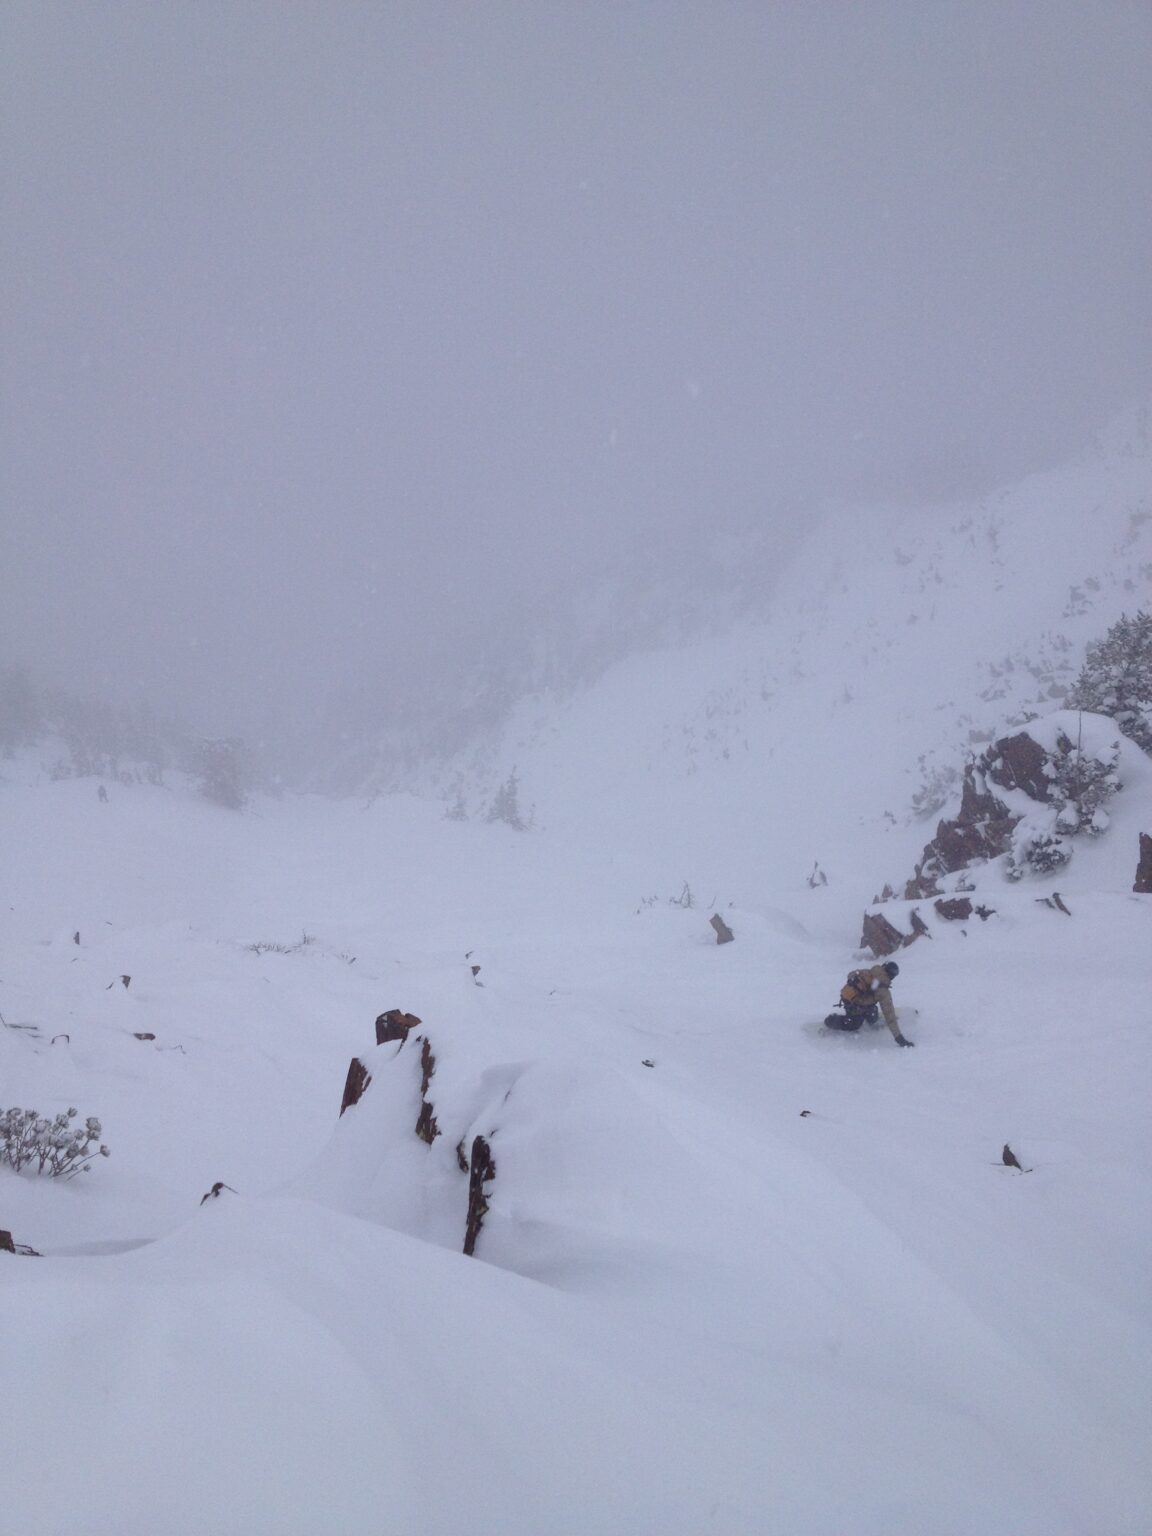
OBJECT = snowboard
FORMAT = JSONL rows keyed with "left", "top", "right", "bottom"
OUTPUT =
{"left": 803, "top": 1007, "right": 918, "bottom": 1042}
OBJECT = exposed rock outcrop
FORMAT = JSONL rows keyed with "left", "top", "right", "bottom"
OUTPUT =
{"left": 375, "top": 1009, "right": 421, "bottom": 1046}
{"left": 860, "top": 911, "right": 906, "bottom": 958}
{"left": 904, "top": 715, "right": 1122, "bottom": 895}
{"left": 339, "top": 1056, "right": 372, "bottom": 1115}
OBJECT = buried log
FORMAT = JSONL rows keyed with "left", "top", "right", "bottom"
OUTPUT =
{"left": 0, "top": 1229, "right": 41, "bottom": 1257}
{"left": 464, "top": 1135, "right": 497, "bottom": 1257}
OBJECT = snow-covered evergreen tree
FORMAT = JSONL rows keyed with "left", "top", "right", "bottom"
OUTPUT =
{"left": 198, "top": 737, "right": 248, "bottom": 809}
{"left": 486, "top": 769, "right": 526, "bottom": 830}
{"left": 1066, "top": 611, "right": 1152, "bottom": 756}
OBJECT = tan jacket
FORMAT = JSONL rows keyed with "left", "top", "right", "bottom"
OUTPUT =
{"left": 845, "top": 966, "right": 901, "bottom": 1040}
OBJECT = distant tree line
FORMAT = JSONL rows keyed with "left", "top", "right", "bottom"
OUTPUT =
{"left": 0, "top": 666, "right": 250, "bottom": 808}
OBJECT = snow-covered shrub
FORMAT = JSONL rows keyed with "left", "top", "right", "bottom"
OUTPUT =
{"left": 1045, "top": 727, "right": 1121, "bottom": 835}
{"left": 909, "top": 754, "right": 961, "bottom": 819}
{"left": 0, "top": 1106, "right": 110, "bottom": 1179}
{"left": 1001, "top": 716, "right": 1122, "bottom": 880}
{"left": 1066, "top": 610, "right": 1152, "bottom": 756}
{"left": 1004, "top": 817, "right": 1071, "bottom": 881}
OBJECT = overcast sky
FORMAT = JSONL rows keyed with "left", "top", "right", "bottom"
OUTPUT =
{"left": 2, "top": 2, "right": 1150, "bottom": 740}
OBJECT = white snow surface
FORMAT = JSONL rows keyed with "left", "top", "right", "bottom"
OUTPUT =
{"left": 3, "top": 448, "right": 1151, "bottom": 1535}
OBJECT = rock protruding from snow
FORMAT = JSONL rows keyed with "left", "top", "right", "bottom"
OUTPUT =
{"left": 860, "top": 911, "right": 906, "bottom": 957}
{"left": 464, "top": 1135, "right": 496, "bottom": 1257}
{"left": 709, "top": 913, "right": 735, "bottom": 944}
{"left": 375, "top": 1008, "right": 421, "bottom": 1045}
{"left": 339, "top": 1057, "right": 372, "bottom": 1116}
{"left": 415, "top": 1037, "right": 440, "bottom": 1145}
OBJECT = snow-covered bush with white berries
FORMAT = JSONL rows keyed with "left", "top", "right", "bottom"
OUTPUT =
{"left": 0, "top": 1106, "right": 110, "bottom": 1179}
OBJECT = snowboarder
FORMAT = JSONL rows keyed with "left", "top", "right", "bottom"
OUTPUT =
{"left": 824, "top": 961, "right": 914, "bottom": 1046}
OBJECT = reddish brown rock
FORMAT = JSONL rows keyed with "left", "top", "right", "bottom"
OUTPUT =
{"left": 339, "top": 1056, "right": 372, "bottom": 1115}
{"left": 419, "top": 1037, "right": 436, "bottom": 1095}
{"left": 375, "top": 1009, "right": 421, "bottom": 1046}
{"left": 860, "top": 911, "right": 906, "bottom": 958}
{"left": 464, "top": 1135, "right": 497, "bottom": 1257}
{"left": 934, "top": 897, "right": 974, "bottom": 921}
{"left": 415, "top": 1101, "right": 440, "bottom": 1145}
{"left": 904, "top": 760, "right": 1019, "bottom": 898}
{"left": 985, "top": 732, "right": 1051, "bottom": 801}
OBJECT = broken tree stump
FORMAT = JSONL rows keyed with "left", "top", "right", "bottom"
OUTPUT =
{"left": 199, "top": 1181, "right": 237, "bottom": 1205}
{"left": 1136, "top": 833, "right": 1152, "bottom": 894}
{"left": 375, "top": 1009, "right": 421, "bottom": 1046}
{"left": 464, "top": 1135, "right": 497, "bottom": 1257}
{"left": 339, "top": 1056, "right": 372, "bottom": 1115}
{"left": 905, "top": 908, "right": 932, "bottom": 942}
{"left": 709, "top": 913, "right": 735, "bottom": 945}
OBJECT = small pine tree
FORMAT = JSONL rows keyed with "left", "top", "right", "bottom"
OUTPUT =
{"left": 1066, "top": 611, "right": 1152, "bottom": 756}
{"left": 486, "top": 769, "right": 526, "bottom": 830}
{"left": 198, "top": 737, "right": 247, "bottom": 809}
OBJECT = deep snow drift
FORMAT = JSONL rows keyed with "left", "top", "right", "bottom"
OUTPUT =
{"left": 2, "top": 436, "right": 1151, "bottom": 1535}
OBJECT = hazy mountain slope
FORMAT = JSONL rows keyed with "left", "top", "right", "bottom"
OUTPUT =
{"left": 455, "top": 423, "right": 1151, "bottom": 908}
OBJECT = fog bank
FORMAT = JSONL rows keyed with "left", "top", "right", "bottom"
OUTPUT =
{"left": 2, "top": 3, "right": 1149, "bottom": 741}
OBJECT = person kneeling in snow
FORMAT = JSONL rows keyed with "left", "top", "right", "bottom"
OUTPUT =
{"left": 825, "top": 961, "right": 913, "bottom": 1047}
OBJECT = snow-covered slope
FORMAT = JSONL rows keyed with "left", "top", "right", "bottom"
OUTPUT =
{"left": 453, "top": 424, "right": 1151, "bottom": 907}
{"left": 2, "top": 429, "right": 1150, "bottom": 1535}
